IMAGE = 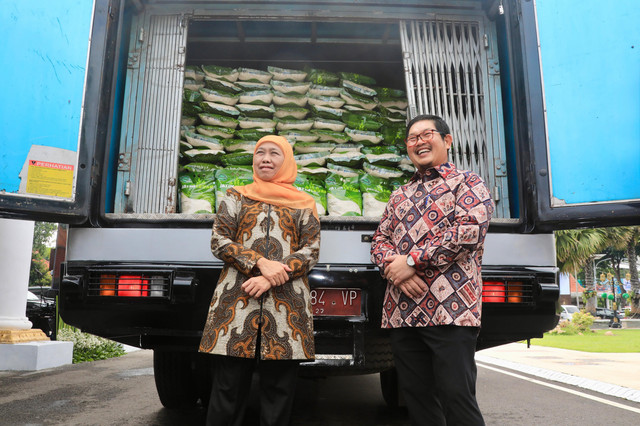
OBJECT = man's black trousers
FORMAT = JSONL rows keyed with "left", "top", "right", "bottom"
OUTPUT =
{"left": 206, "top": 355, "right": 299, "bottom": 426}
{"left": 390, "top": 325, "right": 485, "bottom": 426}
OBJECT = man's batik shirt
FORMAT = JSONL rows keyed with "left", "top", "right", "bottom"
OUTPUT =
{"left": 371, "top": 162, "right": 494, "bottom": 328}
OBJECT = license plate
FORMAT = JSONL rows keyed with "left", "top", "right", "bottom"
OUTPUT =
{"left": 310, "top": 288, "right": 361, "bottom": 317}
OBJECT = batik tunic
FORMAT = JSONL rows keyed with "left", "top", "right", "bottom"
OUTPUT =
{"left": 371, "top": 162, "right": 494, "bottom": 329}
{"left": 199, "top": 188, "right": 321, "bottom": 360}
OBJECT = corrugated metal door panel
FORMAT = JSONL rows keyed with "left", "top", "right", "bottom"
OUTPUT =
{"left": 116, "top": 14, "right": 186, "bottom": 214}
{"left": 400, "top": 17, "right": 510, "bottom": 218}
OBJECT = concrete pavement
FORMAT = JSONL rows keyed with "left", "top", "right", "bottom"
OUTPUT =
{"left": 476, "top": 342, "right": 640, "bottom": 403}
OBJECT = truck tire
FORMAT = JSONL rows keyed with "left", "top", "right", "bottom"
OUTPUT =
{"left": 153, "top": 350, "right": 199, "bottom": 408}
{"left": 380, "top": 367, "right": 400, "bottom": 408}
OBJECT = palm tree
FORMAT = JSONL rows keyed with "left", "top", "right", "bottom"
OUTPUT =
{"left": 555, "top": 228, "right": 608, "bottom": 314}
{"left": 624, "top": 227, "right": 640, "bottom": 315}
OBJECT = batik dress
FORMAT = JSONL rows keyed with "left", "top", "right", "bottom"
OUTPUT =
{"left": 199, "top": 188, "right": 321, "bottom": 360}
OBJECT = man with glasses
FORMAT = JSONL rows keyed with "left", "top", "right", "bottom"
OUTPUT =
{"left": 371, "top": 114, "right": 493, "bottom": 425}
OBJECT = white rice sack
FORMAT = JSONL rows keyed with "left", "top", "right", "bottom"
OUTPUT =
{"left": 271, "top": 80, "right": 311, "bottom": 95}
{"left": 273, "top": 107, "right": 309, "bottom": 120}
{"left": 278, "top": 130, "right": 319, "bottom": 143}
{"left": 197, "top": 125, "right": 235, "bottom": 139}
{"left": 272, "top": 91, "right": 308, "bottom": 107}
{"left": 199, "top": 88, "right": 239, "bottom": 105}
{"left": 344, "top": 128, "right": 383, "bottom": 144}
{"left": 362, "top": 193, "right": 387, "bottom": 217}
{"left": 276, "top": 119, "right": 315, "bottom": 131}
{"left": 181, "top": 193, "right": 213, "bottom": 214}
{"left": 362, "top": 162, "right": 404, "bottom": 178}
{"left": 267, "top": 66, "right": 308, "bottom": 82}
{"left": 325, "top": 173, "right": 362, "bottom": 217}
{"left": 237, "top": 116, "right": 276, "bottom": 130}
{"left": 308, "top": 84, "right": 342, "bottom": 97}
{"left": 185, "top": 131, "right": 224, "bottom": 150}
{"left": 237, "top": 67, "right": 273, "bottom": 83}
{"left": 184, "top": 78, "right": 205, "bottom": 91}
{"left": 238, "top": 90, "right": 274, "bottom": 106}
{"left": 307, "top": 94, "right": 345, "bottom": 109}
{"left": 326, "top": 163, "right": 361, "bottom": 178}
{"left": 313, "top": 119, "right": 346, "bottom": 132}
{"left": 202, "top": 65, "right": 239, "bottom": 82}
{"left": 294, "top": 142, "right": 336, "bottom": 154}
{"left": 294, "top": 152, "right": 328, "bottom": 167}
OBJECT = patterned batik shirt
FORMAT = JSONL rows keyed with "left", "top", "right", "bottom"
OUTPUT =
{"left": 199, "top": 188, "right": 321, "bottom": 360}
{"left": 371, "top": 162, "right": 494, "bottom": 328}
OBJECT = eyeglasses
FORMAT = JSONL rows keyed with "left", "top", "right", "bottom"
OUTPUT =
{"left": 405, "top": 129, "right": 442, "bottom": 146}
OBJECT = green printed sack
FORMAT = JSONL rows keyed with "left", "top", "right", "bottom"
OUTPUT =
{"left": 325, "top": 173, "right": 362, "bottom": 216}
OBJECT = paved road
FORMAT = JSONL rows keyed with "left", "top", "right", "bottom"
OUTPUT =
{"left": 1, "top": 349, "right": 640, "bottom": 425}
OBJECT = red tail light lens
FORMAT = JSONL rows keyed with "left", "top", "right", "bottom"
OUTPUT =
{"left": 99, "top": 274, "right": 149, "bottom": 297}
{"left": 482, "top": 281, "right": 506, "bottom": 303}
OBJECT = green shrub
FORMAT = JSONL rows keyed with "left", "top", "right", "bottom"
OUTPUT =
{"left": 57, "top": 328, "right": 126, "bottom": 364}
{"left": 549, "top": 310, "right": 595, "bottom": 335}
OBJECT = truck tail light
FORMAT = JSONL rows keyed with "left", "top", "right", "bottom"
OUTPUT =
{"left": 482, "top": 280, "right": 528, "bottom": 304}
{"left": 99, "top": 274, "right": 149, "bottom": 297}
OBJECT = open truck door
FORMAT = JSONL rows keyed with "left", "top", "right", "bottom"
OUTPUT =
{"left": 513, "top": 0, "right": 640, "bottom": 231}
{"left": 0, "top": 0, "right": 113, "bottom": 225}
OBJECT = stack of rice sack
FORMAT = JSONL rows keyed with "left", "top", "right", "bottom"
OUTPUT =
{"left": 178, "top": 64, "right": 413, "bottom": 216}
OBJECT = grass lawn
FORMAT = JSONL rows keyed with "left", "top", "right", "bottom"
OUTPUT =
{"left": 529, "top": 329, "right": 640, "bottom": 353}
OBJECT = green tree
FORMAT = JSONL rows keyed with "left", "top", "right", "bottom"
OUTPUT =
{"left": 624, "top": 227, "right": 640, "bottom": 315}
{"left": 29, "top": 222, "right": 57, "bottom": 288}
{"left": 555, "top": 228, "right": 608, "bottom": 314}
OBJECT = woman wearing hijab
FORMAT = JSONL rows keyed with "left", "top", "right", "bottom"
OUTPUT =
{"left": 199, "top": 135, "right": 321, "bottom": 426}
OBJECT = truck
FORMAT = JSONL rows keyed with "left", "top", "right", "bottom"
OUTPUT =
{"left": 2, "top": 0, "right": 639, "bottom": 409}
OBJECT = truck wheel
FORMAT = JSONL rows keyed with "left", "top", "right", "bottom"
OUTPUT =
{"left": 153, "top": 350, "right": 199, "bottom": 408}
{"left": 380, "top": 367, "right": 400, "bottom": 408}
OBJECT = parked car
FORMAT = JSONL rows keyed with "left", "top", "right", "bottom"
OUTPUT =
{"left": 596, "top": 307, "right": 625, "bottom": 320}
{"left": 560, "top": 305, "right": 580, "bottom": 321}
{"left": 26, "top": 291, "right": 56, "bottom": 337}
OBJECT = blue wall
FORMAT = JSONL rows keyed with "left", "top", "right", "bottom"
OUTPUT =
{"left": 0, "top": 0, "right": 94, "bottom": 193}
{"left": 537, "top": 0, "right": 640, "bottom": 205}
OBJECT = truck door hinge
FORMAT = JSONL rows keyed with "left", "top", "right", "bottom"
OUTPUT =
{"left": 493, "top": 186, "right": 501, "bottom": 202}
{"left": 484, "top": 34, "right": 489, "bottom": 48}
{"left": 127, "top": 53, "right": 139, "bottom": 69}
{"left": 494, "top": 158, "right": 507, "bottom": 176}
{"left": 118, "top": 153, "right": 131, "bottom": 171}
{"left": 139, "top": 27, "right": 145, "bottom": 43}
{"left": 124, "top": 180, "right": 131, "bottom": 196}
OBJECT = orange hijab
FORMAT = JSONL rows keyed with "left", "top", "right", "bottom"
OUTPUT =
{"left": 234, "top": 135, "right": 318, "bottom": 218}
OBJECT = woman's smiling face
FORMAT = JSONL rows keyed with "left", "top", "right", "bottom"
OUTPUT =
{"left": 253, "top": 141, "right": 285, "bottom": 181}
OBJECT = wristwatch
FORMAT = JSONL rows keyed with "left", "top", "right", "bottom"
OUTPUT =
{"left": 406, "top": 254, "right": 415, "bottom": 267}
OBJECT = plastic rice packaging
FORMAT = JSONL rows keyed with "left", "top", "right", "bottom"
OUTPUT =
{"left": 326, "top": 151, "right": 365, "bottom": 169}
{"left": 309, "top": 104, "right": 344, "bottom": 121}
{"left": 276, "top": 119, "right": 315, "bottom": 132}
{"left": 222, "top": 139, "right": 258, "bottom": 153}
{"left": 267, "top": 66, "right": 308, "bottom": 82}
{"left": 237, "top": 67, "right": 273, "bottom": 83}
{"left": 326, "top": 163, "right": 361, "bottom": 178}
{"left": 197, "top": 125, "right": 235, "bottom": 139}
{"left": 235, "top": 104, "right": 276, "bottom": 118}
{"left": 278, "top": 130, "right": 320, "bottom": 143}
{"left": 235, "top": 129, "right": 272, "bottom": 141}
{"left": 184, "top": 78, "right": 205, "bottom": 91}
{"left": 311, "top": 129, "right": 350, "bottom": 143}
{"left": 338, "top": 72, "right": 376, "bottom": 86}
{"left": 199, "top": 88, "right": 240, "bottom": 105}
{"left": 359, "top": 173, "right": 392, "bottom": 217}
{"left": 236, "top": 81, "right": 271, "bottom": 91}
{"left": 184, "top": 131, "right": 225, "bottom": 151}
{"left": 294, "top": 142, "right": 336, "bottom": 154}
{"left": 179, "top": 172, "right": 217, "bottom": 214}
{"left": 273, "top": 107, "right": 309, "bottom": 120}
{"left": 183, "top": 88, "right": 204, "bottom": 104}
{"left": 272, "top": 91, "right": 308, "bottom": 107}
{"left": 183, "top": 148, "right": 225, "bottom": 164}
{"left": 198, "top": 113, "right": 239, "bottom": 129}
{"left": 308, "top": 84, "right": 342, "bottom": 97}
{"left": 221, "top": 152, "right": 254, "bottom": 166}
{"left": 307, "top": 94, "right": 345, "bottom": 109}
{"left": 325, "top": 173, "right": 362, "bottom": 216}
{"left": 294, "top": 173, "right": 328, "bottom": 216}
{"left": 202, "top": 65, "right": 239, "bottom": 82}
{"left": 305, "top": 68, "right": 340, "bottom": 85}
{"left": 238, "top": 90, "right": 274, "bottom": 106}
{"left": 237, "top": 116, "right": 276, "bottom": 131}
{"left": 200, "top": 101, "right": 240, "bottom": 117}
{"left": 344, "top": 128, "right": 384, "bottom": 145}
{"left": 294, "top": 152, "right": 328, "bottom": 167}
{"left": 341, "top": 79, "right": 377, "bottom": 98}
{"left": 341, "top": 111, "right": 383, "bottom": 131}
{"left": 362, "top": 161, "right": 404, "bottom": 178}
{"left": 313, "top": 118, "right": 347, "bottom": 132}
{"left": 271, "top": 80, "right": 311, "bottom": 95}
{"left": 215, "top": 168, "right": 254, "bottom": 211}
{"left": 185, "top": 66, "right": 205, "bottom": 82}
{"left": 339, "top": 89, "right": 378, "bottom": 110}
{"left": 203, "top": 76, "right": 242, "bottom": 94}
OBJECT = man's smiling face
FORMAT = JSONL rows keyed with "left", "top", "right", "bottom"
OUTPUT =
{"left": 406, "top": 119, "right": 452, "bottom": 173}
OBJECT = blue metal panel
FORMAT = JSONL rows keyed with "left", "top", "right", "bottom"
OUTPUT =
{"left": 0, "top": 0, "right": 93, "bottom": 194}
{"left": 536, "top": 0, "right": 640, "bottom": 205}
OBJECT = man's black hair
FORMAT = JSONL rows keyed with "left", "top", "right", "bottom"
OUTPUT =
{"left": 405, "top": 114, "right": 451, "bottom": 138}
